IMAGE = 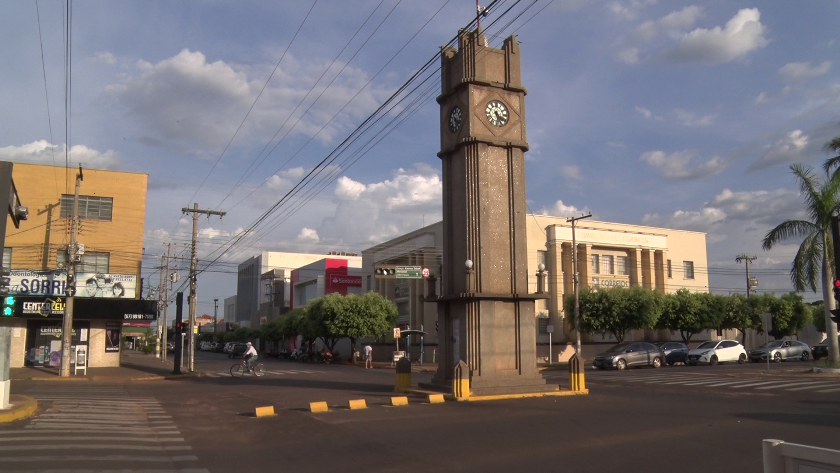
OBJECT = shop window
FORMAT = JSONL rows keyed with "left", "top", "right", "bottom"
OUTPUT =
{"left": 616, "top": 256, "right": 628, "bottom": 276}
{"left": 2, "top": 247, "right": 10, "bottom": 267}
{"left": 60, "top": 194, "right": 113, "bottom": 221}
{"left": 591, "top": 254, "right": 600, "bottom": 274}
{"left": 683, "top": 261, "right": 694, "bottom": 280}
{"left": 667, "top": 259, "right": 672, "bottom": 279}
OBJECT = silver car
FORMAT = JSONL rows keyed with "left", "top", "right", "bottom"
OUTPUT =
{"left": 749, "top": 339, "right": 811, "bottom": 363}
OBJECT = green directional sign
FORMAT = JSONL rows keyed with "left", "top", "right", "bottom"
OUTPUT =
{"left": 395, "top": 266, "right": 423, "bottom": 279}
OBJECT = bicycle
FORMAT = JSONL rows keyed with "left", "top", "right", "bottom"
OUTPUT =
{"left": 230, "top": 357, "right": 265, "bottom": 377}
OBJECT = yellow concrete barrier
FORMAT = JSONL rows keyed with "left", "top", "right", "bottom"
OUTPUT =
{"left": 453, "top": 360, "right": 470, "bottom": 399}
{"left": 390, "top": 396, "right": 409, "bottom": 406}
{"left": 309, "top": 401, "right": 329, "bottom": 413}
{"left": 569, "top": 353, "right": 586, "bottom": 392}
{"left": 395, "top": 358, "right": 412, "bottom": 392}
{"left": 348, "top": 399, "right": 368, "bottom": 410}
{"left": 427, "top": 394, "right": 445, "bottom": 404}
{"left": 254, "top": 406, "right": 275, "bottom": 417}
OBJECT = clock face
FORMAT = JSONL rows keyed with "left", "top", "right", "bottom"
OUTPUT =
{"left": 449, "top": 106, "right": 462, "bottom": 132}
{"left": 485, "top": 100, "right": 509, "bottom": 127}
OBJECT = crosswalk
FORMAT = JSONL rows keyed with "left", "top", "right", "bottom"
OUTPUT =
{"left": 203, "top": 368, "right": 323, "bottom": 378}
{"left": 543, "top": 370, "right": 840, "bottom": 394}
{"left": 0, "top": 385, "right": 206, "bottom": 473}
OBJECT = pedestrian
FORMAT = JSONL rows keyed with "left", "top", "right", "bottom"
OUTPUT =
{"left": 364, "top": 344, "right": 373, "bottom": 369}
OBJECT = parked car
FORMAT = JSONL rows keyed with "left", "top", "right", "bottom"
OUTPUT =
{"left": 213, "top": 341, "right": 226, "bottom": 353}
{"left": 812, "top": 336, "right": 840, "bottom": 360}
{"left": 655, "top": 341, "right": 689, "bottom": 365}
{"left": 749, "top": 339, "right": 812, "bottom": 363}
{"left": 592, "top": 342, "right": 663, "bottom": 370}
{"left": 223, "top": 342, "right": 235, "bottom": 354}
{"left": 166, "top": 342, "right": 175, "bottom": 353}
{"left": 686, "top": 339, "right": 747, "bottom": 365}
{"left": 228, "top": 343, "right": 249, "bottom": 358}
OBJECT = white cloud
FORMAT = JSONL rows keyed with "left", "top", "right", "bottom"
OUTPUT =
{"left": 749, "top": 129, "right": 811, "bottom": 171}
{"left": 538, "top": 200, "right": 587, "bottom": 217}
{"left": 673, "top": 109, "right": 715, "bottom": 126}
{"left": 266, "top": 166, "right": 307, "bottom": 190}
{"left": 707, "top": 188, "right": 802, "bottom": 225}
{"left": 103, "top": 49, "right": 388, "bottom": 153}
{"left": 88, "top": 52, "right": 116, "bottom": 65}
{"left": 777, "top": 61, "right": 832, "bottom": 82}
{"left": 754, "top": 91, "right": 769, "bottom": 104}
{"left": 640, "top": 149, "right": 726, "bottom": 179}
{"left": 559, "top": 165, "right": 582, "bottom": 180}
{"left": 0, "top": 141, "right": 120, "bottom": 168}
{"left": 298, "top": 227, "right": 320, "bottom": 241}
{"left": 617, "top": 6, "right": 703, "bottom": 63}
{"left": 635, "top": 105, "right": 663, "bottom": 120}
{"left": 662, "top": 8, "right": 769, "bottom": 63}
{"left": 607, "top": 0, "right": 659, "bottom": 21}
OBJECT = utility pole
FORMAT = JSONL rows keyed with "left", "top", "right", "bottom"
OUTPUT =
{"left": 181, "top": 204, "right": 225, "bottom": 372}
{"left": 60, "top": 165, "right": 83, "bottom": 378}
{"left": 214, "top": 298, "right": 219, "bottom": 339}
{"left": 161, "top": 243, "right": 172, "bottom": 362}
{"left": 736, "top": 254, "right": 758, "bottom": 298}
{"left": 156, "top": 255, "right": 165, "bottom": 358}
{"left": 567, "top": 213, "right": 592, "bottom": 357}
{"left": 36, "top": 202, "right": 60, "bottom": 270}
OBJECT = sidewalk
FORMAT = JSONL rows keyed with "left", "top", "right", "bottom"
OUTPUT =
{"left": 9, "top": 351, "right": 200, "bottom": 382}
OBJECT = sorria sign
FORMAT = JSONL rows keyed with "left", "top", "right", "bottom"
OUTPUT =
{"left": 329, "top": 275, "right": 362, "bottom": 286}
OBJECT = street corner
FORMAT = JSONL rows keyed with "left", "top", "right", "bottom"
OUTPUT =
{"left": 0, "top": 395, "right": 38, "bottom": 423}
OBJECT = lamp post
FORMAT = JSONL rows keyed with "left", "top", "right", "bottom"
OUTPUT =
{"left": 465, "top": 259, "right": 474, "bottom": 293}
{"left": 213, "top": 298, "right": 218, "bottom": 339}
{"left": 567, "top": 213, "right": 592, "bottom": 357}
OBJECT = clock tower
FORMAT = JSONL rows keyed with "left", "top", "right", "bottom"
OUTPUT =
{"left": 433, "top": 30, "right": 552, "bottom": 396}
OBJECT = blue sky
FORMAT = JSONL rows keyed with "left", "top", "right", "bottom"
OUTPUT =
{"left": 1, "top": 0, "right": 839, "bottom": 316}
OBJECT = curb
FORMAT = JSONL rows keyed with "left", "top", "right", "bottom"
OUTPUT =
{"left": 0, "top": 395, "right": 38, "bottom": 423}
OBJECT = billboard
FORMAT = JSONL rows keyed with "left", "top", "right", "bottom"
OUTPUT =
{"left": 10, "top": 270, "right": 137, "bottom": 298}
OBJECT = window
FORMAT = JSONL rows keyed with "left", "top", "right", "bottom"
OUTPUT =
{"left": 57, "top": 250, "right": 110, "bottom": 273}
{"left": 602, "top": 255, "right": 614, "bottom": 275}
{"left": 616, "top": 256, "right": 628, "bottom": 276}
{"left": 667, "top": 259, "right": 672, "bottom": 279}
{"left": 683, "top": 260, "right": 694, "bottom": 279}
{"left": 61, "top": 195, "right": 113, "bottom": 221}
{"left": 537, "top": 316, "right": 549, "bottom": 334}
{"left": 1, "top": 247, "right": 10, "bottom": 267}
{"left": 591, "top": 254, "right": 600, "bottom": 274}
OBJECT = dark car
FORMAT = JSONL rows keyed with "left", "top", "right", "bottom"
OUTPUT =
{"left": 166, "top": 342, "right": 175, "bottom": 353}
{"left": 593, "top": 342, "right": 663, "bottom": 370}
{"left": 812, "top": 336, "right": 840, "bottom": 360}
{"left": 656, "top": 341, "right": 689, "bottom": 365}
{"left": 228, "top": 343, "right": 249, "bottom": 358}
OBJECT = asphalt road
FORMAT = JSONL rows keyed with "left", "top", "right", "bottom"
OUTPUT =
{"left": 3, "top": 351, "right": 839, "bottom": 473}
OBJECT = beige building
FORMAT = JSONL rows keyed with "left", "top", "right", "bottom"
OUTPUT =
{"left": 0, "top": 163, "right": 153, "bottom": 369}
{"left": 362, "top": 214, "right": 710, "bottom": 361}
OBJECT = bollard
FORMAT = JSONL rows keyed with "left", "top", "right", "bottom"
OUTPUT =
{"left": 390, "top": 396, "right": 409, "bottom": 406}
{"left": 569, "top": 353, "right": 586, "bottom": 392}
{"left": 254, "top": 406, "right": 275, "bottom": 417}
{"left": 452, "top": 360, "right": 470, "bottom": 399}
{"left": 427, "top": 394, "right": 445, "bottom": 404}
{"left": 309, "top": 401, "right": 329, "bottom": 413}
{"left": 348, "top": 399, "right": 367, "bottom": 410}
{"left": 395, "top": 357, "right": 412, "bottom": 392}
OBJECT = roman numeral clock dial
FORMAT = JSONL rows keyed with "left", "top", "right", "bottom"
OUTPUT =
{"left": 485, "top": 100, "right": 509, "bottom": 127}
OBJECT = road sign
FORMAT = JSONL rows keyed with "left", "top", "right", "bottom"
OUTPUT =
{"left": 421, "top": 267, "right": 430, "bottom": 278}
{"left": 393, "top": 327, "right": 401, "bottom": 339}
{"left": 395, "top": 266, "right": 423, "bottom": 279}
{"left": 546, "top": 324, "right": 554, "bottom": 334}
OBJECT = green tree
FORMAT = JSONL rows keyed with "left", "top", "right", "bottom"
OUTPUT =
{"left": 810, "top": 300, "right": 827, "bottom": 333}
{"left": 306, "top": 293, "right": 347, "bottom": 351}
{"left": 328, "top": 292, "right": 399, "bottom": 361}
{"left": 762, "top": 164, "right": 840, "bottom": 363}
{"left": 722, "top": 293, "right": 771, "bottom": 344}
{"left": 657, "top": 289, "right": 723, "bottom": 344}
{"left": 564, "top": 286, "right": 661, "bottom": 343}
{"left": 259, "top": 316, "right": 285, "bottom": 343}
{"left": 766, "top": 292, "right": 812, "bottom": 339}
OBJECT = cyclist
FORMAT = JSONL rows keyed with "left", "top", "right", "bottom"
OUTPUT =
{"left": 242, "top": 342, "right": 258, "bottom": 372}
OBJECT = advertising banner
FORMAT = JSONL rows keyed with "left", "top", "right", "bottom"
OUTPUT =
{"left": 10, "top": 270, "right": 137, "bottom": 298}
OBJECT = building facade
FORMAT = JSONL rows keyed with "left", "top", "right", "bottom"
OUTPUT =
{"left": 0, "top": 163, "right": 155, "bottom": 369}
{"left": 362, "top": 215, "right": 710, "bottom": 362}
{"left": 290, "top": 256, "right": 363, "bottom": 309}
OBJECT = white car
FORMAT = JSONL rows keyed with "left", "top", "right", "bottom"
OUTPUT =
{"left": 686, "top": 339, "right": 747, "bottom": 365}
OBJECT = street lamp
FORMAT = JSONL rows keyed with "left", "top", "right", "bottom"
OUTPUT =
{"left": 213, "top": 298, "right": 218, "bottom": 339}
{"left": 567, "top": 213, "right": 592, "bottom": 357}
{"left": 465, "top": 259, "right": 474, "bottom": 294}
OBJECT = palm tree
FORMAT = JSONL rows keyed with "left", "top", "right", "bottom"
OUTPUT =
{"left": 762, "top": 164, "right": 840, "bottom": 364}
{"left": 821, "top": 136, "right": 840, "bottom": 176}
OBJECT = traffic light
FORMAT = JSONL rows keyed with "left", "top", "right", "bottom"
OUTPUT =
{"left": 831, "top": 280, "right": 840, "bottom": 324}
{"left": 65, "top": 273, "right": 76, "bottom": 297}
{"left": 0, "top": 266, "right": 10, "bottom": 296}
{"left": 374, "top": 264, "right": 396, "bottom": 279}
{"left": 2, "top": 295, "right": 14, "bottom": 317}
